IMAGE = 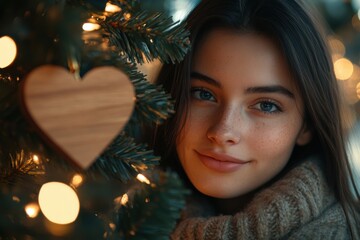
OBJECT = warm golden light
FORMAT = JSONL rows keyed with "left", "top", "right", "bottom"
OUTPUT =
{"left": 0, "top": 36, "right": 17, "bottom": 68}
{"left": 121, "top": 193, "right": 129, "bottom": 205}
{"left": 25, "top": 202, "right": 40, "bottom": 218}
{"left": 38, "top": 182, "right": 80, "bottom": 224}
{"left": 334, "top": 58, "right": 354, "bottom": 80}
{"left": 109, "top": 222, "right": 116, "bottom": 231}
{"left": 357, "top": 82, "right": 360, "bottom": 99}
{"left": 136, "top": 174, "right": 150, "bottom": 184}
{"left": 32, "top": 154, "right": 40, "bottom": 164}
{"left": 82, "top": 23, "right": 101, "bottom": 31}
{"left": 12, "top": 196, "right": 20, "bottom": 202}
{"left": 71, "top": 174, "right": 83, "bottom": 188}
{"left": 105, "top": 3, "right": 121, "bottom": 13}
{"left": 114, "top": 193, "right": 129, "bottom": 207}
{"left": 123, "top": 13, "right": 131, "bottom": 20}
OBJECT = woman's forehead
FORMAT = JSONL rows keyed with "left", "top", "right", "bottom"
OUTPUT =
{"left": 192, "top": 28, "right": 298, "bottom": 92}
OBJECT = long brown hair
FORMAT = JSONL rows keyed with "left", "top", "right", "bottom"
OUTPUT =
{"left": 151, "top": 0, "right": 360, "bottom": 238}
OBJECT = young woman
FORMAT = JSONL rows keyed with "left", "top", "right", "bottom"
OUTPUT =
{"left": 149, "top": 0, "right": 360, "bottom": 238}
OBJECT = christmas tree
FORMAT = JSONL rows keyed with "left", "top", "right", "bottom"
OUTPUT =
{"left": 0, "top": 0, "right": 190, "bottom": 238}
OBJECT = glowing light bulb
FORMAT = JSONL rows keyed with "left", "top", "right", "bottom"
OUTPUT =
{"left": 25, "top": 202, "right": 40, "bottom": 218}
{"left": 334, "top": 58, "right": 354, "bottom": 80}
{"left": 0, "top": 36, "right": 17, "bottom": 68}
{"left": 109, "top": 222, "right": 116, "bottom": 231}
{"left": 12, "top": 196, "right": 20, "bottom": 202}
{"left": 82, "top": 23, "right": 101, "bottom": 31}
{"left": 105, "top": 3, "right": 121, "bottom": 12}
{"left": 123, "top": 13, "right": 131, "bottom": 20}
{"left": 71, "top": 174, "right": 83, "bottom": 188}
{"left": 114, "top": 193, "right": 129, "bottom": 206}
{"left": 121, "top": 193, "right": 129, "bottom": 205}
{"left": 38, "top": 182, "right": 80, "bottom": 224}
{"left": 136, "top": 174, "right": 150, "bottom": 184}
{"left": 32, "top": 154, "right": 40, "bottom": 164}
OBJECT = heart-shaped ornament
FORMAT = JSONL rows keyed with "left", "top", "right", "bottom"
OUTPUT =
{"left": 21, "top": 65, "right": 135, "bottom": 169}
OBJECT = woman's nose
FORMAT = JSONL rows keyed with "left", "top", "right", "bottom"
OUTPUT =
{"left": 206, "top": 107, "right": 242, "bottom": 145}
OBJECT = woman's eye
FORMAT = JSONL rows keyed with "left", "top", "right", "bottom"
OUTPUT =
{"left": 191, "top": 88, "right": 216, "bottom": 102}
{"left": 252, "top": 100, "right": 282, "bottom": 114}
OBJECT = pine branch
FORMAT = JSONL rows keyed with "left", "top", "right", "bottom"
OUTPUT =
{"left": 128, "top": 67, "right": 175, "bottom": 126}
{"left": 0, "top": 151, "right": 45, "bottom": 185}
{"left": 89, "top": 133, "right": 159, "bottom": 182}
{"left": 102, "top": 8, "right": 190, "bottom": 64}
{"left": 114, "top": 170, "right": 188, "bottom": 240}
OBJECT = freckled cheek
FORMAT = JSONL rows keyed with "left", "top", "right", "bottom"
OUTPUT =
{"left": 249, "top": 123, "right": 297, "bottom": 158}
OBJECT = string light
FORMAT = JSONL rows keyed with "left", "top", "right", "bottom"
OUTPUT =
{"left": 123, "top": 13, "right": 131, "bottom": 20}
{"left": 12, "top": 196, "right": 20, "bottom": 202}
{"left": 71, "top": 174, "right": 83, "bottom": 188}
{"left": 82, "top": 23, "right": 101, "bottom": 31}
{"left": 136, "top": 174, "right": 151, "bottom": 184}
{"left": 114, "top": 193, "right": 129, "bottom": 206}
{"left": 0, "top": 36, "right": 17, "bottom": 68}
{"left": 32, "top": 154, "right": 40, "bottom": 164}
{"left": 25, "top": 202, "right": 40, "bottom": 218}
{"left": 38, "top": 182, "right": 80, "bottom": 224}
{"left": 109, "top": 223, "right": 116, "bottom": 231}
{"left": 105, "top": 3, "right": 121, "bottom": 13}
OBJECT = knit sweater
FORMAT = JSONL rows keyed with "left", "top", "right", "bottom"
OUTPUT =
{"left": 171, "top": 157, "right": 350, "bottom": 240}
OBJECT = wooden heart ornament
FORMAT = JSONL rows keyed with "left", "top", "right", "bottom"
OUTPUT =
{"left": 21, "top": 65, "right": 135, "bottom": 169}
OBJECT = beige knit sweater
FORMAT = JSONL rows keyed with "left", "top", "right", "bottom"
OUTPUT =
{"left": 171, "top": 157, "right": 350, "bottom": 239}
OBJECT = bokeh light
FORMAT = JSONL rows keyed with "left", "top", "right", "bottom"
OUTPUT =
{"left": 123, "top": 12, "right": 131, "bottom": 20}
{"left": 136, "top": 174, "right": 151, "bottom": 184}
{"left": 32, "top": 154, "right": 40, "bottom": 164}
{"left": 339, "top": 64, "right": 360, "bottom": 104}
{"left": 38, "top": 182, "right": 80, "bottom": 225}
{"left": 82, "top": 23, "right": 101, "bottom": 31}
{"left": 334, "top": 58, "right": 354, "bottom": 80}
{"left": 105, "top": 3, "right": 121, "bottom": 13}
{"left": 0, "top": 36, "right": 17, "bottom": 68}
{"left": 71, "top": 174, "right": 83, "bottom": 188}
{"left": 25, "top": 202, "right": 40, "bottom": 218}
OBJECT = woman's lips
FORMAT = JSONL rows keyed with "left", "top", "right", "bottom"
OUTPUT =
{"left": 195, "top": 150, "right": 249, "bottom": 173}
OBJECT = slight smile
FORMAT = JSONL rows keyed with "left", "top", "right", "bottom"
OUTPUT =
{"left": 195, "top": 150, "right": 250, "bottom": 173}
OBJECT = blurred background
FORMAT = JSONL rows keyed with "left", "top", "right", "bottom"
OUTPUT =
{"left": 139, "top": 0, "right": 360, "bottom": 190}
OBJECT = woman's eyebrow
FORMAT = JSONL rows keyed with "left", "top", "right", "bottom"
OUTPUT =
{"left": 191, "top": 71, "right": 294, "bottom": 99}
{"left": 191, "top": 71, "right": 222, "bottom": 88}
{"left": 245, "top": 86, "right": 295, "bottom": 99}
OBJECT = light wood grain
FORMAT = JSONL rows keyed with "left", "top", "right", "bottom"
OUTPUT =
{"left": 22, "top": 65, "right": 135, "bottom": 169}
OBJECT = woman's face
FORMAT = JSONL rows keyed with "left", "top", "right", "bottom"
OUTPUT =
{"left": 176, "top": 29, "right": 311, "bottom": 199}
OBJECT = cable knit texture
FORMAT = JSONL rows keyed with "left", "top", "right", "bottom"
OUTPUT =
{"left": 171, "top": 157, "right": 350, "bottom": 239}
